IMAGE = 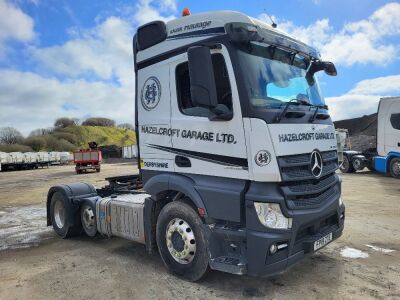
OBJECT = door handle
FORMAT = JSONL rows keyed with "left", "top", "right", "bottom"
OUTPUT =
{"left": 175, "top": 155, "right": 191, "bottom": 167}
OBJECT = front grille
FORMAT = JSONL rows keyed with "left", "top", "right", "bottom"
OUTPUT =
{"left": 284, "top": 174, "right": 336, "bottom": 194}
{"left": 278, "top": 150, "right": 339, "bottom": 209}
{"left": 279, "top": 150, "right": 338, "bottom": 182}
{"left": 280, "top": 153, "right": 310, "bottom": 165}
{"left": 287, "top": 184, "right": 339, "bottom": 209}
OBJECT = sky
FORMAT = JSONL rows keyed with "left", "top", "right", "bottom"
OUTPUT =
{"left": 0, "top": 0, "right": 399, "bottom": 135}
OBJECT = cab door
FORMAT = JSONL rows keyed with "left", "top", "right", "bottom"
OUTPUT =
{"left": 168, "top": 45, "right": 249, "bottom": 179}
{"left": 137, "top": 60, "right": 174, "bottom": 173}
{"left": 385, "top": 101, "right": 400, "bottom": 153}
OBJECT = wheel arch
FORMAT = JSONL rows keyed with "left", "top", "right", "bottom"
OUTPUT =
{"left": 143, "top": 173, "right": 207, "bottom": 214}
{"left": 46, "top": 182, "right": 98, "bottom": 226}
{"left": 387, "top": 152, "right": 400, "bottom": 173}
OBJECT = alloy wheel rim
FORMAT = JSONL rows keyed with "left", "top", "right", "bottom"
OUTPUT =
{"left": 54, "top": 200, "right": 65, "bottom": 229}
{"left": 82, "top": 206, "right": 95, "bottom": 229}
{"left": 165, "top": 218, "right": 196, "bottom": 264}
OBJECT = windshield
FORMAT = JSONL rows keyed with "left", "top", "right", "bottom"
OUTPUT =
{"left": 236, "top": 42, "right": 326, "bottom": 110}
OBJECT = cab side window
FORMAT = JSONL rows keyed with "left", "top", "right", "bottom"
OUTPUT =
{"left": 390, "top": 113, "right": 400, "bottom": 130}
{"left": 176, "top": 53, "right": 232, "bottom": 117}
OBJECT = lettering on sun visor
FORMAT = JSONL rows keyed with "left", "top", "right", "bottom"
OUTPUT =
{"left": 278, "top": 132, "right": 335, "bottom": 143}
{"left": 169, "top": 21, "right": 212, "bottom": 35}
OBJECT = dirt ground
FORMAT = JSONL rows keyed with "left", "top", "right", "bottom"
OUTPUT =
{"left": 0, "top": 162, "right": 399, "bottom": 300}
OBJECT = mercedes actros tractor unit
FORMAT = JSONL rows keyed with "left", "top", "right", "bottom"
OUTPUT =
{"left": 46, "top": 10, "right": 345, "bottom": 281}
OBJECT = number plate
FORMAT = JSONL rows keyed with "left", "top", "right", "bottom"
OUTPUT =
{"left": 313, "top": 232, "right": 333, "bottom": 251}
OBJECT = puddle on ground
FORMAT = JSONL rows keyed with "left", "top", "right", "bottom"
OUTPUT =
{"left": 366, "top": 244, "right": 396, "bottom": 253}
{"left": 340, "top": 247, "right": 369, "bottom": 258}
{"left": 0, "top": 205, "right": 54, "bottom": 251}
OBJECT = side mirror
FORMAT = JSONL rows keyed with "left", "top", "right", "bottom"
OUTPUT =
{"left": 188, "top": 46, "right": 218, "bottom": 109}
{"left": 306, "top": 61, "right": 337, "bottom": 85}
{"left": 323, "top": 61, "right": 337, "bottom": 76}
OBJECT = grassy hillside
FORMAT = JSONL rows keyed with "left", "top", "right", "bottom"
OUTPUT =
{"left": 0, "top": 125, "right": 136, "bottom": 153}
{"left": 62, "top": 126, "right": 136, "bottom": 148}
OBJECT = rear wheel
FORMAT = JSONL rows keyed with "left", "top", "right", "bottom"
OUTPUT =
{"left": 50, "top": 192, "right": 82, "bottom": 238}
{"left": 340, "top": 155, "right": 355, "bottom": 173}
{"left": 156, "top": 201, "right": 209, "bottom": 281}
{"left": 389, "top": 158, "right": 400, "bottom": 179}
{"left": 352, "top": 157, "right": 364, "bottom": 171}
{"left": 81, "top": 203, "right": 97, "bottom": 237}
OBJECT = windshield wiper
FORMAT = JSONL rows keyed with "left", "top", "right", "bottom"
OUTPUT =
{"left": 275, "top": 99, "right": 328, "bottom": 123}
{"left": 275, "top": 99, "right": 309, "bottom": 122}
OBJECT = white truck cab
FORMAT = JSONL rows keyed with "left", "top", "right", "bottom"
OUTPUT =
{"left": 47, "top": 10, "right": 345, "bottom": 281}
{"left": 375, "top": 97, "right": 400, "bottom": 177}
{"left": 341, "top": 97, "right": 400, "bottom": 178}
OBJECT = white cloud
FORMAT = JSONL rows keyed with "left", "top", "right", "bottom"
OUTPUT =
{"left": 0, "top": 0, "right": 179, "bottom": 134}
{"left": 265, "top": 2, "right": 400, "bottom": 66}
{"left": 133, "top": 0, "right": 177, "bottom": 25}
{"left": 0, "top": 69, "right": 132, "bottom": 135}
{"left": 0, "top": 0, "right": 35, "bottom": 58}
{"left": 326, "top": 75, "right": 400, "bottom": 121}
{"left": 32, "top": 16, "right": 133, "bottom": 85}
{"left": 349, "top": 75, "right": 400, "bottom": 95}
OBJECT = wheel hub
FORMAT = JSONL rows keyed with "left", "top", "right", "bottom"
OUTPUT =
{"left": 82, "top": 206, "right": 95, "bottom": 229}
{"left": 393, "top": 161, "right": 400, "bottom": 176}
{"left": 54, "top": 200, "right": 65, "bottom": 229}
{"left": 166, "top": 218, "right": 196, "bottom": 264}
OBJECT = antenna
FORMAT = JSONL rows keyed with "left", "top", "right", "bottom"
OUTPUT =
{"left": 263, "top": 9, "right": 277, "bottom": 28}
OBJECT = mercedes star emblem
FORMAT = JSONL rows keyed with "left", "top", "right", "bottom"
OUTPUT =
{"left": 310, "top": 150, "right": 323, "bottom": 178}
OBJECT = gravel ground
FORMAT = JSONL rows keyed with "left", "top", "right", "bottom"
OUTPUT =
{"left": 0, "top": 163, "right": 399, "bottom": 299}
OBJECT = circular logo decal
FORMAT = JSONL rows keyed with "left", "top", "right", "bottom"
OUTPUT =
{"left": 141, "top": 76, "right": 161, "bottom": 111}
{"left": 310, "top": 150, "right": 323, "bottom": 178}
{"left": 255, "top": 150, "right": 271, "bottom": 167}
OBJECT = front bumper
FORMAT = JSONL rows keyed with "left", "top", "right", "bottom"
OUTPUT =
{"left": 245, "top": 200, "right": 345, "bottom": 277}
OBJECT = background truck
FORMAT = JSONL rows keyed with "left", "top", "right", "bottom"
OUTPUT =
{"left": 46, "top": 10, "right": 344, "bottom": 281}
{"left": 340, "top": 97, "right": 400, "bottom": 178}
{"left": 73, "top": 142, "right": 102, "bottom": 174}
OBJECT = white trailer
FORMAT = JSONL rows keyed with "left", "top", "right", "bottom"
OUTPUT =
{"left": 9, "top": 152, "right": 23, "bottom": 164}
{"left": 123, "top": 145, "right": 138, "bottom": 159}
{"left": 0, "top": 152, "right": 8, "bottom": 171}
{"left": 49, "top": 152, "right": 61, "bottom": 165}
{"left": 0, "top": 151, "right": 51, "bottom": 171}
{"left": 60, "top": 152, "right": 71, "bottom": 165}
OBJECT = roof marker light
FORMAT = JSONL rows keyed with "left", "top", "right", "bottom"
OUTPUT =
{"left": 182, "top": 8, "right": 191, "bottom": 16}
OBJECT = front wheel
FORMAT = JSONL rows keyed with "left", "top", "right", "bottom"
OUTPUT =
{"left": 156, "top": 201, "right": 209, "bottom": 281}
{"left": 389, "top": 158, "right": 400, "bottom": 179}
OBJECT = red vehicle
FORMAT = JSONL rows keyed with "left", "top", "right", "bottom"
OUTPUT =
{"left": 73, "top": 142, "right": 102, "bottom": 174}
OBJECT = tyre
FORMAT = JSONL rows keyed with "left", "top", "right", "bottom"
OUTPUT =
{"left": 50, "top": 192, "right": 82, "bottom": 238}
{"left": 156, "top": 201, "right": 209, "bottom": 281}
{"left": 352, "top": 157, "right": 364, "bottom": 171}
{"left": 340, "top": 155, "right": 355, "bottom": 173}
{"left": 96, "top": 167, "right": 101, "bottom": 173}
{"left": 81, "top": 203, "right": 97, "bottom": 237}
{"left": 389, "top": 158, "right": 400, "bottom": 179}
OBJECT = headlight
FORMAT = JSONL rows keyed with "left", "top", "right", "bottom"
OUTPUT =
{"left": 254, "top": 203, "right": 292, "bottom": 229}
{"left": 339, "top": 197, "right": 343, "bottom": 206}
